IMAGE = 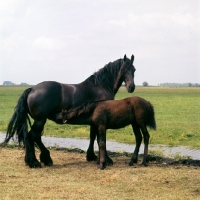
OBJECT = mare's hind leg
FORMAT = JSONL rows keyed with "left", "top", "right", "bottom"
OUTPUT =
{"left": 24, "top": 120, "right": 43, "bottom": 168}
{"left": 129, "top": 124, "right": 142, "bottom": 166}
{"left": 37, "top": 141, "right": 53, "bottom": 166}
{"left": 86, "top": 125, "right": 98, "bottom": 161}
{"left": 140, "top": 126, "right": 150, "bottom": 167}
{"left": 25, "top": 130, "right": 41, "bottom": 168}
{"left": 25, "top": 119, "right": 52, "bottom": 168}
{"left": 33, "top": 120, "right": 53, "bottom": 166}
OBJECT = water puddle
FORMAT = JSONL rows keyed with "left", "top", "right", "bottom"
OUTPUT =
{"left": 0, "top": 132, "right": 199, "bottom": 160}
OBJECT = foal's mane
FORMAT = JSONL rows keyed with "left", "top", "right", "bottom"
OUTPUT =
{"left": 63, "top": 100, "right": 102, "bottom": 120}
{"left": 82, "top": 59, "right": 123, "bottom": 91}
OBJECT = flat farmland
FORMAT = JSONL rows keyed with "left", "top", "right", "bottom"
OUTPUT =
{"left": 0, "top": 86, "right": 200, "bottom": 148}
{"left": 0, "top": 86, "right": 200, "bottom": 200}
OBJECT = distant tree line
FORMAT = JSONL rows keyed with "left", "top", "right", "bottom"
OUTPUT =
{"left": 159, "top": 83, "right": 200, "bottom": 87}
{"left": 3, "top": 81, "right": 29, "bottom": 86}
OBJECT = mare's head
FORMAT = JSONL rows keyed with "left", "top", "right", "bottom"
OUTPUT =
{"left": 121, "top": 54, "right": 136, "bottom": 93}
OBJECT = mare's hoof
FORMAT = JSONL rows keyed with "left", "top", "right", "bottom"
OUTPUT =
{"left": 86, "top": 153, "right": 98, "bottom": 162}
{"left": 43, "top": 160, "right": 53, "bottom": 166}
{"left": 141, "top": 162, "right": 148, "bottom": 167}
{"left": 40, "top": 152, "right": 53, "bottom": 166}
{"left": 128, "top": 161, "right": 134, "bottom": 166}
{"left": 25, "top": 156, "right": 41, "bottom": 168}
{"left": 26, "top": 160, "right": 41, "bottom": 168}
{"left": 106, "top": 156, "right": 113, "bottom": 166}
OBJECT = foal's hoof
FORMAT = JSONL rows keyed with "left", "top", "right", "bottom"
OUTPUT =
{"left": 128, "top": 159, "right": 137, "bottom": 166}
{"left": 97, "top": 163, "right": 106, "bottom": 170}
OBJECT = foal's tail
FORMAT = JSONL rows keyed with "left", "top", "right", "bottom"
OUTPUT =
{"left": 147, "top": 102, "right": 156, "bottom": 130}
{"left": 1, "top": 88, "right": 32, "bottom": 146}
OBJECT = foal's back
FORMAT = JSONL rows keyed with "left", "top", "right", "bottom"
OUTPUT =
{"left": 92, "top": 96, "right": 152, "bottom": 129}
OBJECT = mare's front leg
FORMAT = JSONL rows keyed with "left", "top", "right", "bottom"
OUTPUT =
{"left": 141, "top": 126, "right": 150, "bottom": 167}
{"left": 86, "top": 125, "right": 98, "bottom": 161}
{"left": 98, "top": 125, "right": 106, "bottom": 170}
{"left": 129, "top": 124, "right": 142, "bottom": 166}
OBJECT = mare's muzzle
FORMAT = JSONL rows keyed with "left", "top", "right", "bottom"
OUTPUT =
{"left": 127, "top": 83, "right": 135, "bottom": 93}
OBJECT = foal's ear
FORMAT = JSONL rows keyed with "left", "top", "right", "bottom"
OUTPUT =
{"left": 124, "top": 54, "right": 127, "bottom": 61}
{"left": 131, "top": 54, "right": 134, "bottom": 64}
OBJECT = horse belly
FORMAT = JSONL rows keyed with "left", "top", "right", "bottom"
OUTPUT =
{"left": 107, "top": 117, "right": 131, "bottom": 129}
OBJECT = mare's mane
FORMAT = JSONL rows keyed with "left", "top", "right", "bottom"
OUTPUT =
{"left": 82, "top": 59, "right": 123, "bottom": 91}
{"left": 65, "top": 58, "right": 132, "bottom": 119}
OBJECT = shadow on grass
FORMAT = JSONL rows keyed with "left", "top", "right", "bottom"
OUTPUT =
{"left": 2, "top": 145, "right": 200, "bottom": 168}
{"left": 54, "top": 147, "right": 200, "bottom": 167}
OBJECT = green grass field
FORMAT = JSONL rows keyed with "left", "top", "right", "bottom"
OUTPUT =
{"left": 0, "top": 86, "right": 200, "bottom": 148}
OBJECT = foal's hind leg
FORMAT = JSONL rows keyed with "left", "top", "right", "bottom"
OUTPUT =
{"left": 140, "top": 126, "right": 150, "bottom": 166}
{"left": 129, "top": 124, "right": 142, "bottom": 166}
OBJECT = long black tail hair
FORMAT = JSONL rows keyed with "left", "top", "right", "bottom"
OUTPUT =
{"left": 1, "top": 88, "right": 32, "bottom": 146}
{"left": 147, "top": 102, "right": 156, "bottom": 130}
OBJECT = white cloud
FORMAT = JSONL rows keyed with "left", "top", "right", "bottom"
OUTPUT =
{"left": 32, "top": 36, "right": 64, "bottom": 51}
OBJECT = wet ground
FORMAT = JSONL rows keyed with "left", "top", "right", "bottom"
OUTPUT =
{"left": 1, "top": 132, "right": 200, "bottom": 162}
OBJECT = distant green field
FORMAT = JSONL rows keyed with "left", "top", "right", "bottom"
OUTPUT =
{"left": 0, "top": 86, "right": 200, "bottom": 148}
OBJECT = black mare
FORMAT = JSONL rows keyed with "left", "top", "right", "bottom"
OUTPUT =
{"left": 2, "top": 55, "right": 136, "bottom": 168}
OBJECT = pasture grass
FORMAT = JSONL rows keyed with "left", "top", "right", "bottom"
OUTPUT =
{"left": 0, "top": 86, "right": 200, "bottom": 148}
{"left": 0, "top": 147, "right": 199, "bottom": 200}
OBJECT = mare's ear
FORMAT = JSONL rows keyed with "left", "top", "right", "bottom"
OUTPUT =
{"left": 124, "top": 54, "right": 127, "bottom": 61}
{"left": 131, "top": 54, "right": 134, "bottom": 64}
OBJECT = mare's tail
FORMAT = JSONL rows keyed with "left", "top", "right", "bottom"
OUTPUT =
{"left": 1, "top": 88, "right": 32, "bottom": 146}
{"left": 147, "top": 102, "right": 156, "bottom": 130}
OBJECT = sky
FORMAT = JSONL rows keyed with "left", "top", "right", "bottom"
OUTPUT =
{"left": 0, "top": 0, "right": 200, "bottom": 86}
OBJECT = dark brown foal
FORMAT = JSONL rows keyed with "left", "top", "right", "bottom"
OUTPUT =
{"left": 63, "top": 96, "right": 156, "bottom": 170}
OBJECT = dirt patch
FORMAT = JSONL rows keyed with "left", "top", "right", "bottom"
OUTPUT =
{"left": 0, "top": 147, "right": 200, "bottom": 200}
